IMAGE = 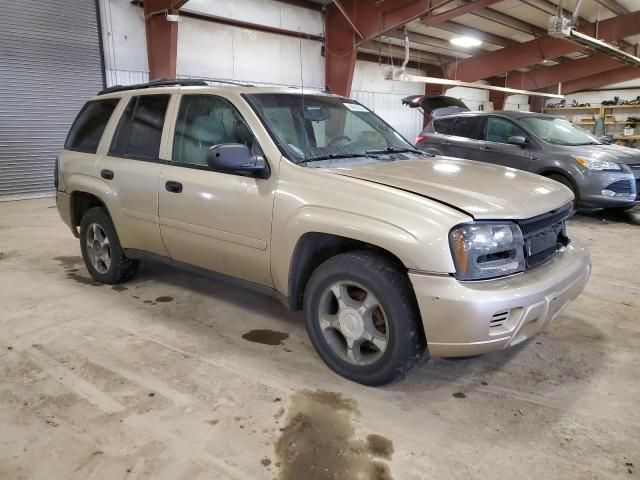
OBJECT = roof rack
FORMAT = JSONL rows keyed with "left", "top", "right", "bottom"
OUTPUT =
{"left": 97, "top": 78, "right": 254, "bottom": 95}
{"left": 98, "top": 78, "right": 207, "bottom": 95}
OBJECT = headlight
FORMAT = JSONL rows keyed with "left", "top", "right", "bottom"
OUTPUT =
{"left": 449, "top": 223, "right": 525, "bottom": 281}
{"left": 574, "top": 156, "right": 621, "bottom": 171}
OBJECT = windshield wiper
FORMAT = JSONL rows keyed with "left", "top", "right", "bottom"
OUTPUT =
{"left": 365, "top": 146, "right": 426, "bottom": 155}
{"left": 297, "top": 153, "right": 370, "bottom": 164}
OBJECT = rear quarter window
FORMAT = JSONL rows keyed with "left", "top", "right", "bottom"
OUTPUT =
{"left": 433, "top": 117, "right": 455, "bottom": 135}
{"left": 65, "top": 98, "right": 120, "bottom": 153}
{"left": 451, "top": 116, "right": 483, "bottom": 139}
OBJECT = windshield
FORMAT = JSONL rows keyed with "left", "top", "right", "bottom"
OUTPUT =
{"left": 244, "top": 93, "right": 417, "bottom": 163}
{"left": 520, "top": 116, "right": 601, "bottom": 146}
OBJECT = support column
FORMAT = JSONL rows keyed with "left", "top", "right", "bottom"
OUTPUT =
{"left": 143, "top": 0, "right": 181, "bottom": 80}
{"left": 325, "top": 5, "right": 357, "bottom": 96}
{"left": 489, "top": 91, "right": 506, "bottom": 111}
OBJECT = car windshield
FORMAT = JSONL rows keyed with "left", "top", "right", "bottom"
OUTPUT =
{"left": 244, "top": 93, "right": 418, "bottom": 164}
{"left": 520, "top": 116, "right": 601, "bottom": 146}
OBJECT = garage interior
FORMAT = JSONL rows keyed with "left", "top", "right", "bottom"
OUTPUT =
{"left": 1, "top": 1, "right": 639, "bottom": 479}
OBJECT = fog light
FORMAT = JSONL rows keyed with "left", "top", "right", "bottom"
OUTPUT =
{"left": 601, "top": 189, "right": 633, "bottom": 197}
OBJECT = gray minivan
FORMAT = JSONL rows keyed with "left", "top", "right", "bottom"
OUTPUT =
{"left": 406, "top": 97, "right": 640, "bottom": 211}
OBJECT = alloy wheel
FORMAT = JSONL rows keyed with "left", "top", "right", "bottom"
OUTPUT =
{"left": 317, "top": 281, "right": 389, "bottom": 366}
{"left": 85, "top": 222, "right": 111, "bottom": 274}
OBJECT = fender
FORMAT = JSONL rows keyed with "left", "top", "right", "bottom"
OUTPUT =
{"left": 271, "top": 205, "right": 436, "bottom": 297}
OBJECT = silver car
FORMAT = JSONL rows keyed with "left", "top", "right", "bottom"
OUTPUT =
{"left": 409, "top": 99, "right": 640, "bottom": 211}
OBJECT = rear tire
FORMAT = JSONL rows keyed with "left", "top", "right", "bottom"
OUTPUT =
{"left": 303, "top": 251, "right": 427, "bottom": 386}
{"left": 79, "top": 207, "right": 138, "bottom": 284}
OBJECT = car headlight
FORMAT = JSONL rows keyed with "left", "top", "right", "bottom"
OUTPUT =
{"left": 574, "top": 156, "right": 621, "bottom": 171}
{"left": 449, "top": 223, "right": 525, "bottom": 281}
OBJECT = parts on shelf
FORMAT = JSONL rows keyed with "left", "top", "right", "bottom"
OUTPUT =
{"left": 602, "top": 96, "right": 640, "bottom": 106}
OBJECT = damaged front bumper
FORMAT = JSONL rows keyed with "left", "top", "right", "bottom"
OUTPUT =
{"left": 409, "top": 241, "right": 591, "bottom": 357}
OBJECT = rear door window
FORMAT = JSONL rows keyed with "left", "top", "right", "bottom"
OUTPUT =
{"left": 433, "top": 117, "right": 456, "bottom": 135}
{"left": 450, "top": 116, "right": 484, "bottom": 140}
{"left": 109, "top": 94, "right": 171, "bottom": 160}
{"left": 65, "top": 99, "right": 120, "bottom": 153}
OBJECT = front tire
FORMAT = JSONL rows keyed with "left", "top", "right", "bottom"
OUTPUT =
{"left": 546, "top": 173, "right": 578, "bottom": 210}
{"left": 303, "top": 251, "right": 427, "bottom": 386}
{"left": 79, "top": 207, "right": 138, "bottom": 284}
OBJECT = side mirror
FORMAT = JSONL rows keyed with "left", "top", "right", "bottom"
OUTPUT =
{"left": 508, "top": 135, "right": 527, "bottom": 146}
{"left": 206, "top": 144, "right": 268, "bottom": 179}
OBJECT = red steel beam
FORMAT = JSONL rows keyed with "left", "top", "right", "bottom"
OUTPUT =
{"left": 504, "top": 53, "right": 623, "bottom": 91}
{"left": 422, "top": 0, "right": 503, "bottom": 27}
{"left": 561, "top": 66, "right": 640, "bottom": 94}
{"left": 325, "top": 4, "right": 358, "bottom": 96}
{"left": 444, "top": 10, "right": 640, "bottom": 82}
{"left": 325, "top": 0, "right": 454, "bottom": 96}
{"left": 143, "top": 0, "right": 181, "bottom": 80}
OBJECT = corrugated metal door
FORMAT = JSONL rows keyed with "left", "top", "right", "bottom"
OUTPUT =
{"left": 0, "top": 0, "right": 104, "bottom": 200}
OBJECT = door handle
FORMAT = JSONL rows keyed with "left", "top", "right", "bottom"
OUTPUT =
{"left": 100, "top": 169, "right": 114, "bottom": 180}
{"left": 481, "top": 145, "right": 491, "bottom": 151}
{"left": 165, "top": 181, "right": 183, "bottom": 193}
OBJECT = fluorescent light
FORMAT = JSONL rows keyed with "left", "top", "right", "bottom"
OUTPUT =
{"left": 450, "top": 36, "right": 482, "bottom": 48}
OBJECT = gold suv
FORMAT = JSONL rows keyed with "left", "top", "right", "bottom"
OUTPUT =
{"left": 56, "top": 79, "right": 591, "bottom": 385}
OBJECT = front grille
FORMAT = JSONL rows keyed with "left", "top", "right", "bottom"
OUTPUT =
{"left": 517, "top": 204, "right": 572, "bottom": 269}
{"left": 606, "top": 179, "right": 633, "bottom": 194}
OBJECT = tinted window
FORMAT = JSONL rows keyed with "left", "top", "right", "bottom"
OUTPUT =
{"left": 485, "top": 116, "right": 527, "bottom": 144}
{"left": 109, "top": 95, "right": 170, "bottom": 159}
{"left": 433, "top": 117, "right": 455, "bottom": 134}
{"left": 65, "top": 99, "right": 119, "bottom": 153}
{"left": 172, "top": 95, "right": 257, "bottom": 166}
{"left": 451, "top": 116, "right": 483, "bottom": 139}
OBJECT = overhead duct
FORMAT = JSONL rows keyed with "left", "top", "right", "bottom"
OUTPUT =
{"left": 548, "top": 15, "right": 640, "bottom": 67}
{"left": 385, "top": 32, "right": 564, "bottom": 99}
{"left": 386, "top": 70, "right": 565, "bottom": 99}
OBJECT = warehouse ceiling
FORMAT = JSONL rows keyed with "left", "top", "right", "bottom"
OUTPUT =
{"left": 302, "top": 0, "right": 640, "bottom": 94}
{"left": 356, "top": 0, "right": 640, "bottom": 66}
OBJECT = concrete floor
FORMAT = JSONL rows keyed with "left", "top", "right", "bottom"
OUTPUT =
{"left": 1, "top": 198, "right": 639, "bottom": 480}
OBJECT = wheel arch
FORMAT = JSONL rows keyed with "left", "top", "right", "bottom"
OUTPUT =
{"left": 286, "top": 232, "right": 409, "bottom": 311}
{"left": 537, "top": 168, "right": 580, "bottom": 196}
{"left": 70, "top": 191, "right": 111, "bottom": 230}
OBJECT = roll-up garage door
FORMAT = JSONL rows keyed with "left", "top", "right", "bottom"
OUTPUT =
{"left": 0, "top": 0, "right": 105, "bottom": 199}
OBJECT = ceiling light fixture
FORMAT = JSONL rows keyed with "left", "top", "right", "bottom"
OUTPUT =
{"left": 450, "top": 36, "right": 482, "bottom": 48}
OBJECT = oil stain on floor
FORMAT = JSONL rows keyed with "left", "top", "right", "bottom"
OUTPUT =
{"left": 242, "top": 329, "right": 289, "bottom": 346}
{"left": 274, "top": 389, "right": 393, "bottom": 480}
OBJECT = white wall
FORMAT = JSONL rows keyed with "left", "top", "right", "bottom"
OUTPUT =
{"left": 504, "top": 94, "right": 530, "bottom": 111}
{"left": 351, "top": 61, "right": 426, "bottom": 142}
{"left": 444, "top": 84, "right": 490, "bottom": 111}
{"left": 97, "top": 0, "right": 425, "bottom": 140}
{"left": 176, "top": 17, "right": 324, "bottom": 88}
{"left": 98, "top": 0, "right": 324, "bottom": 88}
{"left": 98, "top": 0, "right": 149, "bottom": 85}
{"left": 184, "top": 0, "right": 323, "bottom": 36}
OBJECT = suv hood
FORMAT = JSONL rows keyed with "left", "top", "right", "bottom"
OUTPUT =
{"left": 562, "top": 143, "right": 640, "bottom": 165}
{"left": 326, "top": 157, "right": 573, "bottom": 220}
